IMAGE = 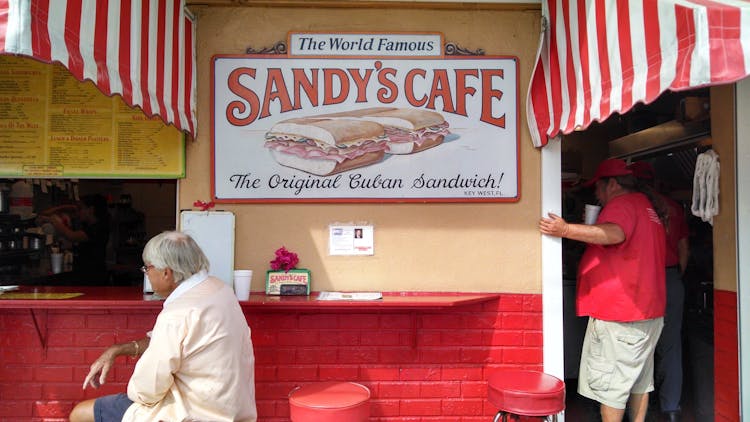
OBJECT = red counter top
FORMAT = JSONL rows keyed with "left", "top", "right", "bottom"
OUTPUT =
{"left": 244, "top": 291, "right": 501, "bottom": 311}
{"left": 0, "top": 285, "right": 501, "bottom": 310}
{"left": 0, "top": 286, "right": 162, "bottom": 310}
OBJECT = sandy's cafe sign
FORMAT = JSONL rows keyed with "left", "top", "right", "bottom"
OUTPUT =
{"left": 211, "top": 32, "right": 519, "bottom": 203}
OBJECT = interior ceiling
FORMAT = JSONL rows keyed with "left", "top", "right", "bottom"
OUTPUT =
{"left": 564, "top": 87, "right": 710, "bottom": 192}
{"left": 579, "top": 87, "right": 710, "bottom": 144}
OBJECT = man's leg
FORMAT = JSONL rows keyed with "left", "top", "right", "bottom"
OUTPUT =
{"left": 69, "top": 398, "right": 96, "bottom": 422}
{"left": 579, "top": 318, "right": 630, "bottom": 420}
{"left": 70, "top": 393, "right": 133, "bottom": 422}
{"left": 656, "top": 269, "right": 685, "bottom": 414}
{"left": 627, "top": 392, "right": 649, "bottom": 422}
{"left": 600, "top": 403, "right": 625, "bottom": 422}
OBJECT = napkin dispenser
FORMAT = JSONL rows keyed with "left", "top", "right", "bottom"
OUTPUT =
{"left": 266, "top": 269, "right": 310, "bottom": 295}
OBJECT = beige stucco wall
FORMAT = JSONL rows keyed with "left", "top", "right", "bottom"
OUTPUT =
{"left": 710, "top": 84, "right": 737, "bottom": 292}
{"left": 180, "top": 4, "right": 543, "bottom": 293}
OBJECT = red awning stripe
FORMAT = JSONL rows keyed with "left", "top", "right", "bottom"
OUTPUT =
{"left": 117, "top": 0, "right": 133, "bottom": 108}
{"left": 576, "top": 1, "right": 592, "bottom": 130}
{"left": 528, "top": 0, "right": 750, "bottom": 147}
{"left": 182, "top": 13, "right": 194, "bottom": 135}
{"left": 30, "top": 0, "right": 49, "bottom": 59}
{"left": 0, "top": 1, "right": 7, "bottom": 48}
{"left": 93, "top": 1, "right": 110, "bottom": 95}
{"left": 0, "top": 0, "right": 196, "bottom": 137}
{"left": 63, "top": 1, "right": 84, "bottom": 81}
{"left": 642, "top": 0, "right": 662, "bottom": 101}
{"left": 169, "top": 1, "right": 180, "bottom": 126}
{"left": 139, "top": 1, "right": 152, "bottom": 117}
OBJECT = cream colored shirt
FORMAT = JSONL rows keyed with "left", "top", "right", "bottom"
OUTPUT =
{"left": 123, "top": 275, "right": 256, "bottom": 422}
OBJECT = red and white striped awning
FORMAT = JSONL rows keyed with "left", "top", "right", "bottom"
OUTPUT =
{"left": 527, "top": 0, "right": 750, "bottom": 148}
{"left": 0, "top": 0, "right": 196, "bottom": 137}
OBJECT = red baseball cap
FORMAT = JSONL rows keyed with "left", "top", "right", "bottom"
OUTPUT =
{"left": 583, "top": 158, "right": 633, "bottom": 187}
{"left": 628, "top": 161, "right": 655, "bottom": 180}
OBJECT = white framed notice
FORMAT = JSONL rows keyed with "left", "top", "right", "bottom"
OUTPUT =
{"left": 329, "top": 224, "right": 374, "bottom": 255}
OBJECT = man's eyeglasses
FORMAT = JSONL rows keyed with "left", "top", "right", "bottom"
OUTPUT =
{"left": 140, "top": 265, "right": 154, "bottom": 274}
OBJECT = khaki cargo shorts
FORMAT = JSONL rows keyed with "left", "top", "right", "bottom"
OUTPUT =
{"left": 577, "top": 317, "right": 664, "bottom": 409}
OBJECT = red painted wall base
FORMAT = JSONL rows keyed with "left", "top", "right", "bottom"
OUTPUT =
{"left": 714, "top": 290, "right": 739, "bottom": 422}
{"left": 0, "top": 294, "right": 544, "bottom": 421}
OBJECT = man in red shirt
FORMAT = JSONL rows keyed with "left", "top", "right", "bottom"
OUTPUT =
{"left": 629, "top": 161, "right": 689, "bottom": 422}
{"left": 539, "top": 158, "right": 667, "bottom": 422}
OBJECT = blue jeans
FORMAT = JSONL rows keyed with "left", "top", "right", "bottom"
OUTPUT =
{"left": 655, "top": 267, "right": 685, "bottom": 412}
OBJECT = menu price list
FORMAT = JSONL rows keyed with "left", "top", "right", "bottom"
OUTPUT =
{"left": 0, "top": 56, "right": 184, "bottom": 178}
{"left": 116, "top": 118, "right": 180, "bottom": 171}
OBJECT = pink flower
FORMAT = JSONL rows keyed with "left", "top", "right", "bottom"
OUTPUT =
{"left": 270, "top": 247, "right": 299, "bottom": 272}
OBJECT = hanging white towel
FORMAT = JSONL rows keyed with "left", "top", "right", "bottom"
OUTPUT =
{"left": 691, "top": 149, "right": 720, "bottom": 225}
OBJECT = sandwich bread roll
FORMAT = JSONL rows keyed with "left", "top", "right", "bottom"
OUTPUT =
{"left": 264, "top": 117, "right": 387, "bottom": 176}
{"left": 359, "top": 108, "right": 450, "bottom": 154}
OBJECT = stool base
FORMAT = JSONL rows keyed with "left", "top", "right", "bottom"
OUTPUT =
{"left": 493, "top": 411, "right": 559, "bottom": 422}
{"left": 487, "top": 369, "right": 565, "bottom": 421}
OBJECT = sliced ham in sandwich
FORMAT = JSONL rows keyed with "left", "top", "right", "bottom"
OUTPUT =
{"left": 319, "top": 107, "right": 450, "bottom": 154}
{"left": 264, "top": 117, "right": 388, "bottom": 176}
{"left": 360, "top": 108, "right": 449, "bottom": 154}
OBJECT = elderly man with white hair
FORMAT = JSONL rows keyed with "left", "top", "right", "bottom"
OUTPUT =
{"left": 69, "top": 231, "right": 257, "bottom": 422}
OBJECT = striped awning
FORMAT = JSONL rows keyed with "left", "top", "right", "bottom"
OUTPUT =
{"left": 527, "top": 0, "right": 750, "bottom": 148}
{"left": 0, "top": 0, "right": 196, "bottom": 137}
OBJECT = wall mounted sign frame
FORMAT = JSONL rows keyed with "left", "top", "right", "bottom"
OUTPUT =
{"left": 211, "top": 32, "right": 519, "bottom": 203}
{"left": 0, "top": 56, "right": 185, "bottom": 179}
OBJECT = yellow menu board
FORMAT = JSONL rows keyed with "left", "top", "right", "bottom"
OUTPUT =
{"left": 0, "top": 56, "right": 185, "bottom": 178}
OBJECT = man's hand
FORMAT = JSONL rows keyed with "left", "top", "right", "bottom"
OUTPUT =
{"left": 82, "top": 346, "right": 118, "bottom": 389}
{"left": 539, "top": 213, "right": 570, "bottom": 238}
{"left": 540, "top": 212, "right": 626, "bottom": 245}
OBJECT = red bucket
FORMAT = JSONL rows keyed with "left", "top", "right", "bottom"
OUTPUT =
{"left": 289, "top": 381, "right": 371, "bottom": 421}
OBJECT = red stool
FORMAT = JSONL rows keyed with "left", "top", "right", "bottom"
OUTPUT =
{"left": 289, "top": 381, "right": 371, "bottom": 421}
{"left": 487, "top": 370, "right": 565, "bottom": 421}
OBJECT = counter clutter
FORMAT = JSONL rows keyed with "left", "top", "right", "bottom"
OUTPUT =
{"left": 0, "top": 214, "right": 45, "bottom": 274}
{"left": 317, "top": 291, "right": 383, "bottom": 301}
{"left": 265, "top": 246, "right": 311, "bottom": 295}
{"left": 0, "top": 209, "right": 75, "bottom": 284}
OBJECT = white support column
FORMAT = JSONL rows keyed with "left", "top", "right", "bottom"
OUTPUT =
{"left": 736, "top": 77, "right": 750, "bottom": 419}
{"left": 541, "top": 137, "right": 565, "bottom": 390}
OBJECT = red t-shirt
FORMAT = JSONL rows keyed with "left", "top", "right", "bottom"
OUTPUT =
{"left": 664, "top": 196, "right": 688, "bottom": 267}
{"left": 577, "top": 192, "right": 666, "bottom": 321}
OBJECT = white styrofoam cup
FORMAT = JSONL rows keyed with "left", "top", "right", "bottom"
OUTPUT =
{"left": 233, "top": 270, "right": 253, "bottom": 301}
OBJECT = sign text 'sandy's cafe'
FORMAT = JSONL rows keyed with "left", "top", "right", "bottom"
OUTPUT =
{"left": 212, "top": 32, "right": 519, "bottom": 202}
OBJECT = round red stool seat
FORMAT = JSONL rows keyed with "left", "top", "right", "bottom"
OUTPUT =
{"left": 487, "top": 370, "right": 565, "bottom": 420}
{"left": 289, "top": 381, "right": 371, "bottom": 421}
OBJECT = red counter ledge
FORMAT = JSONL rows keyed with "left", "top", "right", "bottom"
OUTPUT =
{"left": 246, "top": 291, "right": 501, "bottom": 311}
{"left": 0, "top": 286, "right": 501, "bottom": 310}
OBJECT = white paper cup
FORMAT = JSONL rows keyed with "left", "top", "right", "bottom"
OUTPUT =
{"left": 233, "top": 270, "right": 253, "bottom": 301}
{"left": 584, "top": 204, "right": 602, "bottom": 225}
{"left": 50, "top": 252, "right": 63, "bottom": 274}
{"left": 143, "top": 274, "right": 153, "bottom": 293}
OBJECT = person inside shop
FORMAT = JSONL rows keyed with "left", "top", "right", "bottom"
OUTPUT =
{"left": 37, "top": 194, "right": 110, "bottom": 284}
{"left": 68, "top": 231, "right": 257, "bottom": 422}
{"left": 629, "top": 161, "right": 689, "bottom": 422}
{"left": 539, "top": 158, "right": 668, "bottom": 422}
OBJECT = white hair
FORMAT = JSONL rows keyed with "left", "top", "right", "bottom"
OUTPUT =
{"left": 142, "top": 231, "right": 209, "bottom": 283}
